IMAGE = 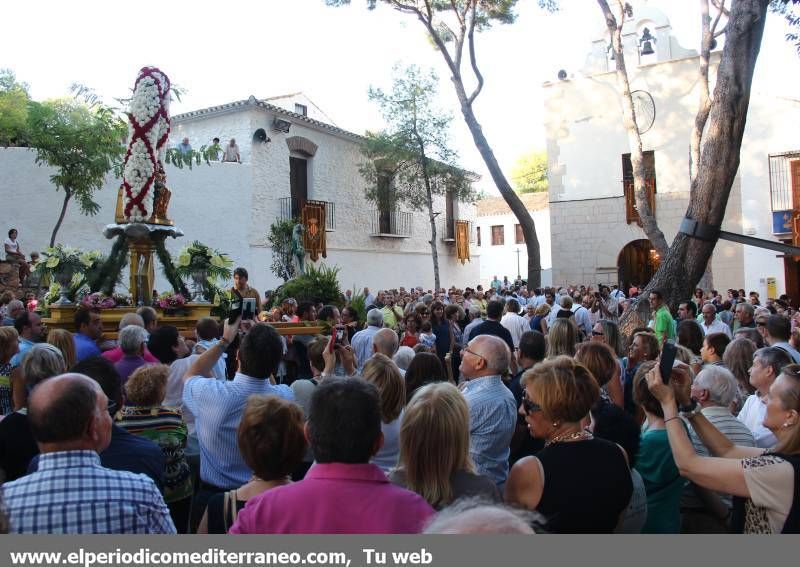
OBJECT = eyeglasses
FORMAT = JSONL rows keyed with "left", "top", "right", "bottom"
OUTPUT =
{"left": 592, "top": 330, "right": 604, "bottom": 336}
{"left": 463, "top": 348, "right": 486, "bottom": 363}
{"left": 522, "top": 392, "right": 542, "bottom": 415}
{"left": 756, "top": 321, "right": 766, "bottom": 327}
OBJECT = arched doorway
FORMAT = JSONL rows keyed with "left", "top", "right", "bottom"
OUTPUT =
{"left": 618, "top": 239, "right": 660, "bottom": 290}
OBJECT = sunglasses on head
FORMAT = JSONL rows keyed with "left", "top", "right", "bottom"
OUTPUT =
{"left": 522, "top": 391, "right": 542, "bottom": 415}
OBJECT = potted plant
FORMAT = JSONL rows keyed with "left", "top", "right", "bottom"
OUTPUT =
{"left": 34, "top": 245, "right": 97, "bottom": 304}
{"left": 175, "top": 241, "right": 234, "bottom": 304}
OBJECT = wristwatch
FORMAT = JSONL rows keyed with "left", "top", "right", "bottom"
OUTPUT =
{"left": 678, "top": 399, "right": 702, "bottom": 418}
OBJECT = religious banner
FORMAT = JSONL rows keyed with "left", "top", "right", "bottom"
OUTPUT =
{"left": 302, "top": 201, "right": 327, "bottom": 262}
{"left": 455, "top": 220, "right": 470, "bottom": 265}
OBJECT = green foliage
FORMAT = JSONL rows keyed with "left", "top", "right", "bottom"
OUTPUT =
{"left": 87, "top": 235, "right": 129, "bottom": 295}
{"left": 771, "top": 0, "right": 800, "bottom": 55}
{"left": 165, "top": 146, "right": 215, "bottom": 169}
{"left": 511, "top": 149, "right": 548, "bottom": 193}
{"left": 0, "top": 69, "right": 30, "bottom": 146}
{"left": 360, "top": 64, "right": 475, "bottom": 211}
{"left": 273, "top": 263, "right": 342, "bottom": 307}
{"left": 267, "top": 218, "right": 297, "bottom": 283}
{"left": 154, "top": 240, "right": 190, "bottom": 297}
{"left": 26, "top": 95, "right": 127, "bottom": 245}
{"left": 347, "top": 287, "right": 366, "bottom": 326}
{"left": 175, "top": 241, "right": 234, "bottom": 280}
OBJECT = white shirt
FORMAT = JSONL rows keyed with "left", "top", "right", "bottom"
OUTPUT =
{"left": 737, "top": 394, "right": 777, "bottom": 448}
{"left": 500, "top": 312, "right": 529, "bottom": 348}
{"left": 700, "top": 318, "right": 732, "bottom": 338}
{"left": 571, "top": 304, "right": 593, "bottom": 336}
{"left": 4, "top": 238, "right": 18, "bottom": 260}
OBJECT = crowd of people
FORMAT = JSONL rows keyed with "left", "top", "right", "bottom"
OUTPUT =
{"left": 0, "top": 271, "right": 798, "bottom": 534}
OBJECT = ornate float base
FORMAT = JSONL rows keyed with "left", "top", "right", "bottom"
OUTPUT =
{"left": 44, "top": 304, "right": 213, "bottom": 339}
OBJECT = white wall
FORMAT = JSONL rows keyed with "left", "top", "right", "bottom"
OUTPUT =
{"left": 544, "top": 49, "right": 797, "bottom": 295}
{"left": 1, "top": 107, "right": 481, "bottom": 296}
{"left": 475, "top": 209, "right": 552, "bottom": 288}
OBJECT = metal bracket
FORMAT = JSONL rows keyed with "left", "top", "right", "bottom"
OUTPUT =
{"left": 678, "top": 217, "right": 721, "bottom": 241}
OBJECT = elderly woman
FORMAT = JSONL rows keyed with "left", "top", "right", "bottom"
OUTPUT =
{"left": 389, "top": 382, "right": 499, "bottom": 509}
{"left": 0, "top": 344, "right": 65, "bottom": 481}
{"left": 647, "top": 362, "right": 800, "bottom": 533}
{"left": 505, "top": 356, "right": 633, "bottom": 533}
{"left": 198, "top": 395, "right": 306, "bottom": 533}
{"left": 545, "top": 318, "right": 578, "bottom": 358}
{"left": 0, "top": 327, "right": 20, "bottom": 416}
{"left": 632, "top": 360, "right": 689, "bottom": 533}
{"left": 114, "top": 325, "right": 151, "bottom": 387}
{"left": 362, "top": 354, "right": 406, "bottom": 473}
{"left": 116, "top": 363, "right": 192, "bottom": 532}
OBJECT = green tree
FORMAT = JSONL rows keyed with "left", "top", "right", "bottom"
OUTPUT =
{"left": 267, "top": 218, "right": 297, "bottom": 283}
{"left": 26, "top": 96, "right": 127, "bottom": 247}
{"left": 0, "top": 69, "right": 30, "bottom": 146}
{"left": 326, "top": 0, "right": 557, "bottom": 287}
{"left": 511, "top": 149, "right": 548, "bottom": 193}
{"left": 361, "top": 65, "right": 474, "bottom": 290}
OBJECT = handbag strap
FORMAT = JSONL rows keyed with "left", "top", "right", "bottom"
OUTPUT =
{"left": 223, "top": 489, "right": 239, "bottom": 532}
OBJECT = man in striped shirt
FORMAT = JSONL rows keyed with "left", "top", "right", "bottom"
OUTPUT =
{"left": 681, "top": 366, "right": 756, "bottom": 533}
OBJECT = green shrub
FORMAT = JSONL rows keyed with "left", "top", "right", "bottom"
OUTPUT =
{"left": 273, "top": 263, "right": 342, "bottom": 307}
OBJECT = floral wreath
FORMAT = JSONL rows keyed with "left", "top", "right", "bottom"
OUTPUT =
{"left": 121, "top": 67, "right": 171, "bottom": 222}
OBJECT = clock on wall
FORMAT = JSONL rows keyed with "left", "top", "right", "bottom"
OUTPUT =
{"left": 631, "top": 90, "right": 656, "bottom": 134}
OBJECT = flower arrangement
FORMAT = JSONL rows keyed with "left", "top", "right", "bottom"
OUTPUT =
{"left": 157, "top": 292, "right": 186, "bottom": 310}
{"left": 121, "top": 67, "right": 171, "bottom": 222}
{"left": 175, "top": 241, "right": 234, "bottom": 279}
{"left": 112, "top": 293, "right": 133, "bottom": 307}
{"left": 79, "top": 292, "right": 117, "bottom": 310}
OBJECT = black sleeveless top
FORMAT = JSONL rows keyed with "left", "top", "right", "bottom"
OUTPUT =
{"left": 536, "top": 437, "right": 633, "bottom": 533}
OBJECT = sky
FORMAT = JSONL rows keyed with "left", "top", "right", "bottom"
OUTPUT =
{"left": 2, "top": 0, "right": 799, "bottom": 194}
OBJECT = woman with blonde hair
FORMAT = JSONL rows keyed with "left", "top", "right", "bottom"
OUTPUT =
{"left": 529, "top": 303, "right": 550, "bottom": 335}
{"left": 646, "top": 362, "right": 800, "bottom": 533}
{"left": 46, "top": 328, "right": 76, "bottom": 371}
{"left": 546, "top": 318, "right": 578, "bottom": 358}
{"left": 389, "top": 382, "right": 499, "bottom": 509}
{"left": 362, "top": 353, "right": 406, "bottom": 473}
{"left": 0, "top": 327, "right": 20, "bottom": 416}
{"left": 506, "top": 356, "right": 632, "bottom": 533}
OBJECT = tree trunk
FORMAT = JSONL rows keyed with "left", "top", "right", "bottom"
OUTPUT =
{"left": 409, "top": 2, "right": 542, "bottom": 287}
{"left": 599, "top": 0, "right": 670, "bottom": 258}
{"left": 620, "top": 0, "right": 769, "bottom": 332}
{"left": 427, "top": 196, "right": 441, "bottom": 291}
{"left": 49, "top": 188, "right": 72, "bottom": 247}
{"left": 455, "top": 97, "right": 541, "bottom": 287}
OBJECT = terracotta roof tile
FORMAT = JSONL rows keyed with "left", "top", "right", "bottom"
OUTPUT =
{"left": 476, "top": 192, "right": 549, "bottom": 217}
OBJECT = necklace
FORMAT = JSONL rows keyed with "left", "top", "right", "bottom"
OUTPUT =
{"left": 544, "top": 430, "right": 593, "bottom": 448}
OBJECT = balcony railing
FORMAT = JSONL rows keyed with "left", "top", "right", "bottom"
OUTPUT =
{"left": 370, "top": 210, "right": 413, "bottom": 237}
{"left": 438, "top": 218, "right": 475, "bottom": 243}
{"left": 278, "top": 197, "right": 335, "bottom": 231}
{"left": 769, "top": 151, "right": 800, "bottom": 212}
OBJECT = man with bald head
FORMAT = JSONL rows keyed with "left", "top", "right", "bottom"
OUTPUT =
{"left": 459, "top": 335, "right": 517, "bottom": 487}
{"left": 1, "top": 374, "right": 174, "bottom": 533}
{"left": 371, "top": 328, "right": 404, "bottom": 376}
{"left": 101, "top": 313, "right": 160, "bottom": 364}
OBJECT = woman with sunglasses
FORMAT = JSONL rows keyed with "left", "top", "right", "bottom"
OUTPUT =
{"left": 505, "top": 356, "right": 633, "bottom": 533}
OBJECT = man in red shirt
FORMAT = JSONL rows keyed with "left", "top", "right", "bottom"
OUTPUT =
{"left": 229, "top": 378, "right": 433, "bottom": 534}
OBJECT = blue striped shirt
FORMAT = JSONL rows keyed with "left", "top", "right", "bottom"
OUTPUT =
{"left": 351, "top": 325, "right": 381, "bottom": 373}
{"left": 2, "top": 450, "right": 174, "bottom": 534}
{"left": 461, "top": 375, "right": 517, "bottom": 486}
{"left": 183, "top": 372, "right": 294, "bottom": 488}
